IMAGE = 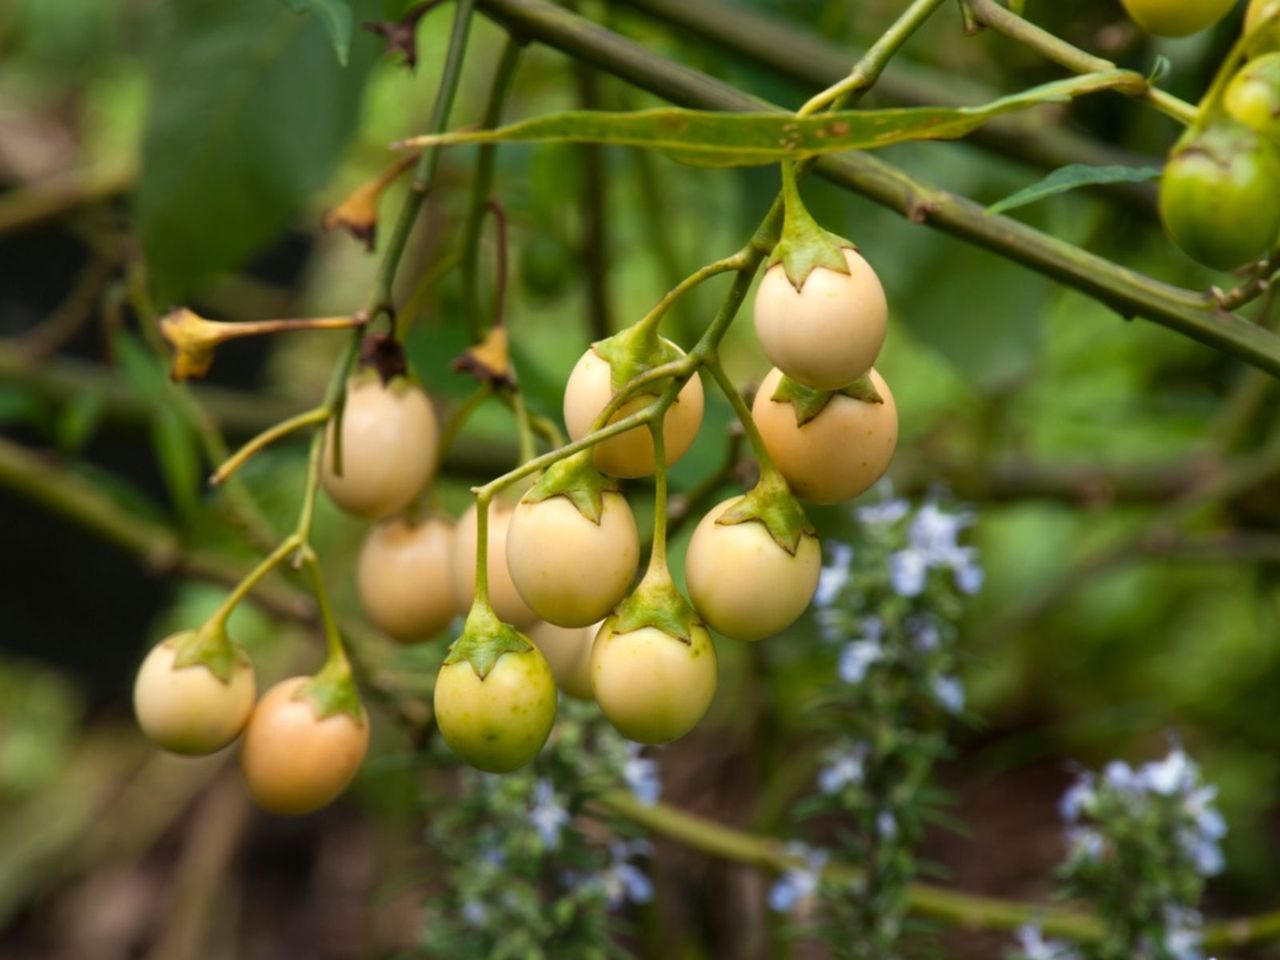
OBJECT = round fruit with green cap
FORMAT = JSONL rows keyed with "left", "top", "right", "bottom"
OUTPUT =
{"left": 1121, "top": 0, "right": 1236, "bottom": 37}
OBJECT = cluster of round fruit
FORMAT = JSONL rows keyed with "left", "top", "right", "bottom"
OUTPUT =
{"left": 133, "top": 636, "right": 370, "bottom": 815}
{"left": 1158, "top": 0, "right": 1280, "bottom": 270}
{"left": 131, "top": 210, "right": 899, "bottom": 800}
{"left": 323, "top": 235, "right": 898, "bottom": 773}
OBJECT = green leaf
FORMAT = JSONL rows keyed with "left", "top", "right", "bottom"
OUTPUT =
{"left": 984, "top": 164, "right": 1162, "bottom": 216}
{"left": 279, "top": 0, "right": 353, "bottom": 65}
{"left": 55, "top": 387, "right": 106, "bottom": 456}
{"left": 402, "top": 70, "right": 1143, "bottom": 168}
{"left": 137, "top": 0, "right": 377, "bottom": 302}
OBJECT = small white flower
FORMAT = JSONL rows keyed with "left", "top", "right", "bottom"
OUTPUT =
{"left": 1066, "top": 826, "right": 1105, "bottom": 862}
{"left": 598, "top": 839, "right": 654, "bottom": 907}
{"left": 529, "top": 778, "right": 570, "bottom": 849}
{"left": 814, "top": 543, "right": 854, "bottom": 607}
{"left": 838, "top": 639, "right": 884, "bottom": 684}
{"left": 951, "top": 548, "right": 985, "bottom": 595}
{"left": 1014, "top": 924, "right": 1080, "bottom": 960}
{"left": 877, "top": 810, "right": 897, "bottom": 839}
{"left": 931, "top": 675, "right": 965, "bottom": 714}
{"left": 889, "top": 547, "right": 929, "bottom": 597}
{"left": 857, "top": 498, "right": 910, "bottom": 526}
{"left": 768, "top": 844, "right": 828, "bottom": 913}
{"left": 817, "top": 743, "right": 867, "bottom": 794}
{"left": 909, "top": 502, "right": 973, "bottom": 559}
{"left": 622, "top": 743, "right": 662, "bottom": 806}
{"left": 1058, "top": 778, "right": 1094, "bottom": 823}
{"left": 1141, "top": 748, "right": 1195, "bottom": 796}
{"left": 1103, "top": 760, "right": 1140, "bottom": 793}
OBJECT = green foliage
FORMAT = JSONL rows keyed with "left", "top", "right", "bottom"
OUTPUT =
{"left": 405, "top": 71, "right": 1143, "bottom": 167}
{"left": 986, "top": 164, "right": 1164, "bottom": 216}
{"left": 279, "top": 0, "right": 355, "bottom": 65}
{"left": 136, "top": 0, "right": 380, "bottom": 302}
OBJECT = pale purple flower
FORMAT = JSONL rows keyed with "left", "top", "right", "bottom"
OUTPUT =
{"left": 889, "top": 548, "right": 929, "bottom": 597}
{"left": 768, "top": 844, "right": 828, "bottom": 913}
{"left": 1141, "top": 749, "right": 1195, "bottom": 796}
{"left": 817, "top": 743, "right": 867, "bottom": 794}
{"left": 529, "top": 779, "right": 569, "bottom": 849}
{"left": 622, "top": 743, "right": 661, "bottom": 806}
{"left": 931, "top": 675, "right": 965, "bottom": 714}
{"left": 814, "top": 542, "right": 854, "bottom": 607}
{"left": 1013, "top": 925, "right": 1081, "bottom": 960}
{"left": 877, "top": 810, "right": 897, "bottom": 839}
{"left": 839, "top": 639, "right": 884, "bottom": 684}
{"left": 598, "top": 840, "right": 653, "bottom": 907}
{"left": 857, "top": 498, "right": 910, "bottom": 526}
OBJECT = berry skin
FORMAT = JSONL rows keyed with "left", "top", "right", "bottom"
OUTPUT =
{"left": 562, "top": 343, "right": 704, "bottom": 479}
{"left": 685, "top": 497, "right": 822, "bottom": 642}
{"left": 591, "top": 619, "right": 717, "bottom": 744}
{"left": 506, "top": 492, "right": 640, "bottom": 628}
{"left": 1159, "top": 120, "right": 1280, "bottom": 270}
{"left": 1121, "top": 0, "right": 1236, "bottom": 37}
{"left": 753, "top": 247, "right": 887, "bottom": 391}
{"left": 357, "top": 516, "right": 460, "bottom": 642}
{"left": 1225, "top": 53, "right": 1280, "bottom": 145}
{"left": 452, "top": 502, "right": 538, "bottom": 627}
{"left": 1246, "top": 0, "right": 1280, "bottom": 56}
{"left": 752, "top": 366, "right": 898, "bottom": 505}
{"left": 528, "top": 620, "right": 598, "bottom": 700}
{"left": 320, "top": 376, "right": 438, "bottom": 519}
{"left": 133, "top": 635, "right": 256, "bottom": 755}
{"left": 239, "top": 677, "right": 370, "bottom": 815}
{"left": 434, "top": 648, "right": 558, "bottom": 772}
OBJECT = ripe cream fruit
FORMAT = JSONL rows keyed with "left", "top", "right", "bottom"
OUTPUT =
{"left": 752, "top": 366, "right": 898, "bottom": 505}
{"left": 357, "top": 516, "right": 459, "bottom": 642}
{"left": 528, "top": 620, "right": 598, "bottom": 700}
{"left": 133, "top": 636, "right": 256, "bottom": 755}
{"left": 591, "top": 620, "right": 717, "bottom": 744}
{"left": 507, "top": 493, "right": 640, "bottom": 628}
{"left": 240, "top": 677, "right": 370, "bottom": 815}
{"left": 434, "top": 648, "right": 558, "bottom": 772}
{"left": 320, "top": 377, "right": 438, "bottom": 519}
{"left": 452, "top": 502, "right": 538, "bottom": 627}
{"left": 753, "top": 247, "right": 887, "bottom": 391}
{"left": 562, "top": 343, "right": 704, "bottom": 478}
{"left": 685, "top": 497, "right": 821, "bottom": 642}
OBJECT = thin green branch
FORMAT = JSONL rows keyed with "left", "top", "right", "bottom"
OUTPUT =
{"left": 475, "top": 0, "right": 1280, "bottom": 377}
{"left": 965, "top": 0, "right": 1196, "bottom": 124}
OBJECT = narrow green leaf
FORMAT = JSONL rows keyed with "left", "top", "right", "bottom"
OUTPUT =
{"left": 56, "top": 388, "right": 106, "bottom": 456}
{"left": 984, "top": 163, "right": 1162, "bottom": 216}
{"left": 279, "top": 0, "right": 354, "bottom": 65}
{"left": 401, "top": 70, "right": 1144, "bottom": 168}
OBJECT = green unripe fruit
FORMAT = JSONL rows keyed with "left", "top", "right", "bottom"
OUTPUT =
{"left": 1159, "top": 120, "right": 1280, "bottom": 270}
{"left": 1227, "top": 53, "right": 1280, "bottom": 143}
{"left": 1246, "top": 0, "right": 1280, "bottom": 57}
{"left": 1122, "top": 0, "right": 1236, "bottom": 37}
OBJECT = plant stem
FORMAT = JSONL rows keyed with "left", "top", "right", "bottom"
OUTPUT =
{"left": 634, "top": 251, "right": 749, "bottom": 336}
{"left": 703, "top": 357, "right": 773, "bottom": 472}
{"left": 460, "top": 35, "right": 524, "bottom": 340}
{"left": 207, "top": 534, "right": 302, "bottom": 628}
{"left": 476, "top": 0, "right": 1280, "bottom": 377}
{"left": 472, "top": 492, "right": 494, "bottom": 611}
{"left": 796, "top": 0, "right": 950, "bottom": 116}
{"left": 511, "top": 388, "right": 537, "bottom": 465}
{"left": 964, "top": 0, "right": 1196, "bottom": 124}
{"left": 210, "top": 407, "right": 328, "bottom": 486}
{"left": 300, "top": 547, "right": 349, "bottom": 666}
{"left": 375, "top": 0, "right": 478, "bottom": 312}
{"left": 648, "top": 421, "right": 669, "bottom": 571}
{"left": 438, "top": 385, "right": 495, "bottom": 462}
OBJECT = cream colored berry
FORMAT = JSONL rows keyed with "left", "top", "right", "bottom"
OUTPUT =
{"left": 507, "top": 493, "right": 639, "bottom": 628}
{"left": 753, "top": 247, "right": 887, "bottom": 391}
{"left": 591, "top": 619, "right": 717, "bottom": 744}
{"left": 357, "top": 516, "right": 459, "bottom": 642}
{"left": 133, "top": 636, "right": 256, "bottom": 756}
{"left": 752, "top": 366, "right": 898, "bottom": 505}
{"left": 320, "top": 377, "right": 438, "bottom": 519}
{"left": 685, "top": 497, "right": 821, "bottom": 642}
{"left": 562, "top": 343, "right": 704, "bottom": 479}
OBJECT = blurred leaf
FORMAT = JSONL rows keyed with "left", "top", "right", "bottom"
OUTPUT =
{"left": 279, "top": 0, "right": 353, "bottom": 64}
{"left": 137, "top": 0, "right": 378, "bottom": 302}
{"left": 403, "top": 71, "right": 1141, "bottom": 167}
{"left": 0, "top": 387, "right": 52, "bottom": 432}
{"left": 114, "top": 332, "right": 203, "bottom": 520}
{"left": 985, "top": 164, "right": 1161, "bottom": 216}
{"left": 55, "top": 388, "right": 106, "bottom": 456}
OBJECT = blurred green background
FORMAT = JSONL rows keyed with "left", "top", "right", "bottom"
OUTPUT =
{"left": 1, "top": 0, "right": 1278, "bottom": 957}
